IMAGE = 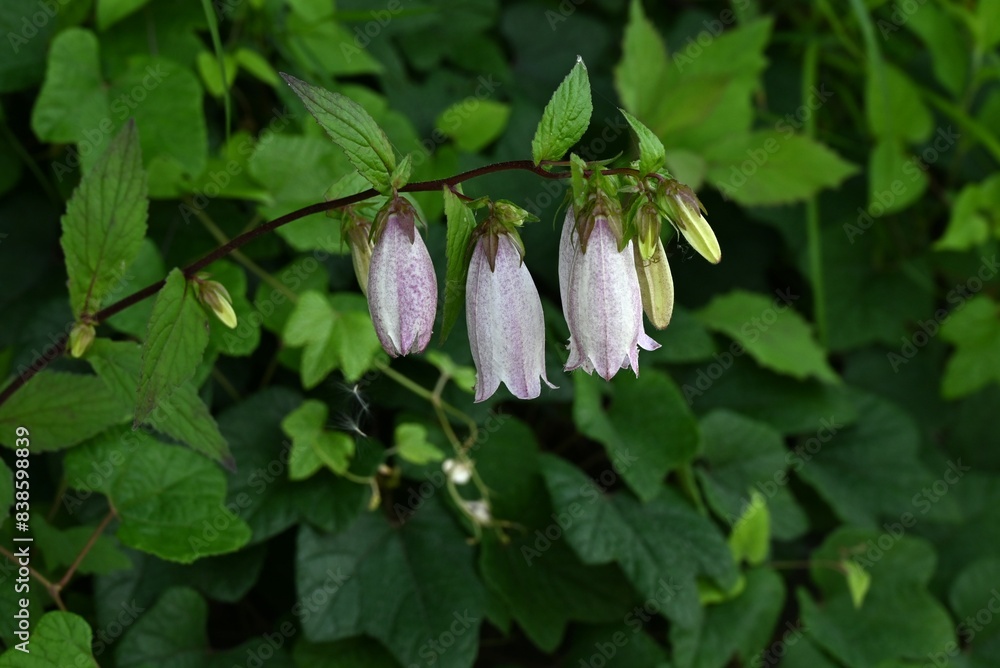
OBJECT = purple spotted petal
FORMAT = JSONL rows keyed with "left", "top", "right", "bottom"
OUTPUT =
{"left": 367, "top": 212, "right": 437, "bottom": 356}
{"left": 467, "top": 234, "right": 555, "bottom": 402}
{"left": 562, "top": 213, "right": 660, "bottom": 380}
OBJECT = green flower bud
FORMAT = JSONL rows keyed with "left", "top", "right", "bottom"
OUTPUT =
{"left": 662, "top": 183, "right": 721, "bottom": 264}
{"left": 68, "top": 323, "right": 95, "bottom": 358}
{"left": 633, "top": 237, "right": 674, "bottom": 329}
{"left": 198, "top": 278, "right": 238, "bottom": 329}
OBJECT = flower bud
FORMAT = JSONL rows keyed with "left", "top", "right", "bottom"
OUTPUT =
{"left": 462, "top": 499, "right": 491, "bottom": 525}
{"left": 634, "top": 237, "right": 674, "bottom": 329}
{"left": 635, "top": 202, "right": 662, "bottom": 262}
{"left": 68, "top": 322, "right": 95, "bottom": 358}
{"left": 343, "top": 214, "right": 373, "bottom": 297}
{"left": 443, "top": 458, "right": 473, "bottom": 485}
{"left": 197, "top": 278, "right": 238, "bottom": 329}
{"left": 367, "top": 197, "right": 437, "bottom": 356}
{"left": 662, "top": 183, "right": 721, "bottom": 264}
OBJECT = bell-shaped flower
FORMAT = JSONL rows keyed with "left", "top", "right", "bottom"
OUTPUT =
{"left": 367, "top": 198, "right": 437, "bottom": 356}
{"left": 559, "top": 206, "right": 660, "bottom": 380}
{"left": 466, "top": 232, "right": 555, "bottom": 402}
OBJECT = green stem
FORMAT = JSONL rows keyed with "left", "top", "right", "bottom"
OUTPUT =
{"left": 802, "top": 41, "right": 828, "bottom": 346}
{"left": 188, "top": 201, "right": 300, "bottom": 303}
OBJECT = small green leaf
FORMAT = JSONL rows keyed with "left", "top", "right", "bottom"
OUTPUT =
{"left": 60, "top": 120, "right": 148, "bottom": 318}
{"left": 135, "top": 269, "right": 210, "bottom": 426}
{"left": 424, "top": 350, "right": 476, "bottom": 393}
{"left": 30, "top": 28, "right": 108, "bottom": 145}
{"left": 940, "top": 295, "right": 1000, "bottom": 399}
{"left": 0, "top": 612, "right": 98, "bottom": 667}
{"left": 841, "top": 559, "right": 871, "bottom": 609}
{"left": 441, "top": 186, "right": 476, "bottom": 342}
{"left": 0, "top": 371, "right": 129, "bottom": 451}
{"left": 64, "top": 427, "right": 251, "bottom": 563}
{"left": 395, "top": 423, "right": 445, "bottom": 465}
{"left": 234, "top": 47, "right": 281, "bottom": 86}
{"left": 283, "top": 291, "right": 382, "bottom": 388}
{"left": 728, "top": 489, "right": 771, "bottom": 566}
{"left": 281, "top": 399, "right": 355, "bottom": 479}
{"left": 620, "top": 108, "right": 665, "bottom": 176}
{"left": 32, "top": 515, "right": 131, "bottom": 577}
{"left": 531, "top": 58, "right": 593, "bottom": 165}
{"left": 935, "top": 174, "right": 1000, "bottom": 251}
{"left": 282, "top": 73, "right": 396, "bottom": 193}
{"left": 697, "top": 290, "right": 838, "bottom": 383}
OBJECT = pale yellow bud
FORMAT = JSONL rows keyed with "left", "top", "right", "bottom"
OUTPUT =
{"left": 68, "top": 323, "right": 95, "bottom": 358}
{"left": 634, "top": 237, "right": 674, "bottom": 329}
{"left": 200, "top": 280, "right": 238, "bottom": 329}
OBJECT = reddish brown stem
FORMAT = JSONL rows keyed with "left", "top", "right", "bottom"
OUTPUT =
{"left": 0, "top": 159, "right": 567, "bottom": 407}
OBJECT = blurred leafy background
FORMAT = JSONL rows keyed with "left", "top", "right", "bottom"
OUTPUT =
{"left": 0, "top": 0, "right": 999, "bottom": 666}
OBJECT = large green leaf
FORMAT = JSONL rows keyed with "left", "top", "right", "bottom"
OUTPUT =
{"left": 296, "top": 499, "right": 485, "bottom": 668}
{"left": 135, "top": 268, "right": 210, "bottom": 426}
{"left": 573, "top": 371, "right": 699, "bottom": 501}
{"left": 64, "top": 427, "right": 251, "bottom": 563}
{"left": 0, "top": 371, "right": 128, "bottom": 451}
{"left": 531, "top": 58, "right": 592, "bottom": 164}
{"left": 0, "top": 612, "right": 98, "bottom": 667}
{"left": 540, "top": 454, "right": 738, "bottom": 629}
{"left": 282, "top": 74, "right": 396, "bottom": 193}
{"left": 670, "top": 568, "right": 786, "bottom": 668}
{"left": 696, "top": 410, "right": 808, "bottom": 541}
{"left": 87, "top": 339, "right": 231, "bottom": 464}
{"left": 704, "top": 132, "right": 857, "bottom": 206}
{"left": 60, "top": 121, "right": 148, "bottom": 318}
{"left": 696, "top": 290, "right": 838, "bottom": 383}
{"left": 796, "top": 391, "right": 960, "bottom": 528}
{"left": 115, "top": 587, "right": 207, "bottom": 668}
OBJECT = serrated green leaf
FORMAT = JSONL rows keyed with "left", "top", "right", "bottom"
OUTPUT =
{"left": 728, "top": 489, "right": 771, "bottom": 566}
{"left": 0, "top": 371, "right": 129, "bottom": 451}
{"left": 296, "top": 500, "right": 485, "bottom": 668}
{"left": 60, "top": 121, "right": 148, "bottom": 318}
{"left": 135, "top": 269, "right": 210, "bottom": 426}
{"left": 540, "top": 454, "right": 738, "bottom": 629}
{"left": 573, "top": 371, "right": 699, "bottom": 501}
{"left": 0, "top": 612, "right": 98, "bottom": 667}
{"left": 394, "top": 423, "right": 444, "bottom": 465}
{"left": 87, "top": 339, "right": 231, "bottom": 464}
{"left": 282, "top": 73, "right": 396, "bottom": 193}
{"left": 64, "top": 427, "right": 251, "bottom": 563}
{"left": 620, "top": 108, "right": 665, "bottom": 176}
{"left": 441, "top": 186, "right": 476, "bottom": 341}
{"left": 531, "top": 58, "right": 593, "bottom": 164}
{"left": 697, "top": 290, "right": 838, "bottom": 383}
